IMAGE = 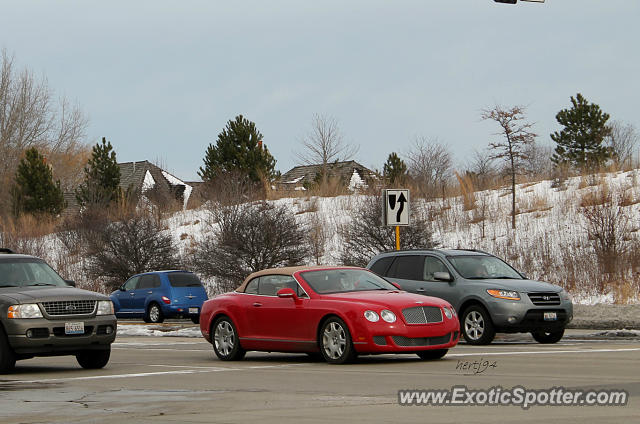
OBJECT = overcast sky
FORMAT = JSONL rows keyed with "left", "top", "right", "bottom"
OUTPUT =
{"left": 2, "top": 0, "right": 638, "bottom": 181}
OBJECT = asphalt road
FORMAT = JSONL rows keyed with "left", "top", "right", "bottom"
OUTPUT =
{"left": 1, "top": 330, "right": 639, "bottom": 423}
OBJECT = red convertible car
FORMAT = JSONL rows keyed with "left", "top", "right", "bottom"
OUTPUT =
{"left": 200, "top": 266, "right": 460, "bottom": 364}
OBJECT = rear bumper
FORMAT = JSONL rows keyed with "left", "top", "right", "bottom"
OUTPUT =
{"left": 162, "top": 304, "right": 200, "bottom": 318}
{"left": 5, "top": 315, "right": 117, "bottom": 355}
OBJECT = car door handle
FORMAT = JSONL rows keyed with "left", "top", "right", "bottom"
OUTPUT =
{"left": 130, "top": 292, "right": 136, "bottom": 296}
{"left": 416, "top": 288, "right": 425, "bottom": 292}
{"left": 253, "top": 302, "right": 262, "bottom": 307}
{"left": 147, "top": 291, "right": 153, "bottom": 294}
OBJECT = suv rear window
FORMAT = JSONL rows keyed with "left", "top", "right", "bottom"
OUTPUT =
{"left": 167, "top": 272, "right": 203, "bottom": 287}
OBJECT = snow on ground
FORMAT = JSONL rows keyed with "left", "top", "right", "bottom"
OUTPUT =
{"left": 117, "top": 324, "right": 202, "bottom": 338}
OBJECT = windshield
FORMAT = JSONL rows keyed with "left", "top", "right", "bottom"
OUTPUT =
{"left": 0, "top": 259, "right": 69, "bottom": 288}
{"left": 300, "top": 269, "right": 397, "bottom": 294}
{"left": 447, "top": 255, "right": 522, "bottom": 280}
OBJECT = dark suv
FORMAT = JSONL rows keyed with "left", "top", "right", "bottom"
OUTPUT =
{"left": 0, "top": 249, "right": 117, "bottom": 373}
{"left": 367, "top": 249, "right": 573, "bottom": 345}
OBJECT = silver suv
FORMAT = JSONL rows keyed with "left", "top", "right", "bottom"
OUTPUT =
{"left": 367, "top": 249, "right": 573, "bottom": 345}
{"left": 0, "top": 249, "right": 117, "bottom": 373}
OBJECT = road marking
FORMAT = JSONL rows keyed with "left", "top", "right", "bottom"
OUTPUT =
{"left": 1, "top": 363, "right": 302, "bottom": 385}
{"left": 448, "top": 347, "right": 640, "bottom": 357}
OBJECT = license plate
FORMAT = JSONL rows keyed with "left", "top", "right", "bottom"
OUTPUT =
{"left": 543, "top": 312, "right": 557, "bottom": 321}
{"left": 188, "top": 307, "right": 199, "bottom": 315}
{"left": 65, "top": 322, "right": 85, "bottom": 335}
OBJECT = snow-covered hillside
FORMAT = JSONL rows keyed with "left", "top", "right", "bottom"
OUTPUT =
{"left": 166, "top": 170, "right": 640, "bottom": 304}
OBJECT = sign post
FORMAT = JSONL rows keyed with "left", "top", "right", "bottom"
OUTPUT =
{"left": 382, "top": 189, "right": 410, "bottom": 250}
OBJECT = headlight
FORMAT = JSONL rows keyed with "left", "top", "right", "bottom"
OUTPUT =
{"left": 443, "top": 307, "right": 453, "bottom": 319}
{"left": 380, "top": 309, "right": 396, "bottom": 323}
{"left": 96, "top": 300, "right": 114, "bottom": 316}
{"left": 8, "top": 304, "right": 43, "bottom": 319}
{"left": 486, "top": 289, "right": 520, "bottom": 300}
{"left": 364, "top": 310, "right": 379, "bottom": 322}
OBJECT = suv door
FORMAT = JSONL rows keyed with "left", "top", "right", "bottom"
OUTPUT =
{"left": 385, "top": 255, "right": 425, "bottom": 293}
{"left": 132, "top": 274, "right": 159, "bottom": 313}
{"left": 421, "top": 255, "right": 460, "bottom": 307}
{"left": 116, "top": 276, "right": 140, "bottom": 312}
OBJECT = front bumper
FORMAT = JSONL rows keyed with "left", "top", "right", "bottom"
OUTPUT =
{"left": 350, "top": 317, "right": 460, "bottom": 354}
{"left": 5, "top": 315, "right": 117, "bottom": 355}
{"left": 486, "top": 297, "right": 573, "bottom": 332}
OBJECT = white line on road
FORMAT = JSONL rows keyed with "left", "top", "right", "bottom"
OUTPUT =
{"left": 448, "top": 347, "right": 640, "bottom": 357}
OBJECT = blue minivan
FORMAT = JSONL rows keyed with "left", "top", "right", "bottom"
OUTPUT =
{"left": 110, "top": 271, "right": 208, "bottom": 324}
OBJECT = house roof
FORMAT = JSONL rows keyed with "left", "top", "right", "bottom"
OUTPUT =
{"left": 280, "top": 160, "right": 377, "bottom": 186}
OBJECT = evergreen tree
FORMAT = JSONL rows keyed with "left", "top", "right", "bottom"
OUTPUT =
{"left": 198, "top": 115, "right": 277, "bottom": 183}
{"left": 75, "top": 137, "right": 121, "bottom": 207}
{"left": 11, "top": 148, "right": 65, "bottom": 216}
{"left": 383, "top": 152, "right": 408, "bottom": 185}
{"left": 551, "top": 93, "right": 612, "bottom": 170}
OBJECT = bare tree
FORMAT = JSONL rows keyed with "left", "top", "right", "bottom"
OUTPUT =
{"left": 465, "top": 148, "right": 497, "bottom": 191}
{"left": 606, "top": 121, "right": 638, "bottom": 168}
{"left": 481, "top": 105, "right": 536, "bottom": 230}
{"left": 339, "top": 196, "right": 435, "bottom": 267}
{"left": 405, "top": 137, "right": 452, "bottom": 199}
{"left": 295, "top": 114, "right": 359, "bottom": 186}
{"left": 522, "top": 141, "right": 554, "bottom": 179}
{"left": 0, "top": 49, "right": 88, "bottom": 210}
{"left": 191, "top": 202, "right": 310, "bottom": 293}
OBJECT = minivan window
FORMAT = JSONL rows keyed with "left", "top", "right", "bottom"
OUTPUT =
{"left": 167, "top": 272, "right": 203, "bottom": 287}
{"left": 387, "top": 256, "right": 424, "bottom": 280}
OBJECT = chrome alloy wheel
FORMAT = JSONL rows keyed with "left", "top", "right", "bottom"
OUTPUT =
{"left": 214, "top": 321, "right": 235, "bottom": 356}
{"left": 464, "top": 310, "right": 485, "bottom": 341}
{"left": 322, "top": 322, "right": 347, "bottom": 359}
{"left": 149, "top": 305, "right": 160, "bottom": 322}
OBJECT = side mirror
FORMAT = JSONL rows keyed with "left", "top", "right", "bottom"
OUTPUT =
{"left": 520, "top": 273, "right": 528, "bottom": 280}
{"left": 65, "top": 280, "right": 76, "bottom": 287}
{"left": 433, "top": 272, "right": 453, "bottom": 282}
{"left": 277, "top": 288, "right": 298, "bottom": 299}
{"left": 119, "top": 286, "right": 127, "bottom": 291}
{"left": 391, "top": 282, "right": 402, "bottom": 290}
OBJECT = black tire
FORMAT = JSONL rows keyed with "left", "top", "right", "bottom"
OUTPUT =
{"left": 146, "top": 303, "right": 164, "bottom": 324}
{"left": 531, "top": 328, "right": 565, "bottom": 344}
{"left": 416, "top": 349, "right": 448, "bottom": 360}
{"left": 461, "top": 305, "right": 496, "bottom": 345}
{"left": 0, "top": 327, "right": 16, "bottom": 374}
{"left": 319, "top": 317, "right": 357, "bottom": 364}
{"left": 212, "top": 317, "right": 246, "bottom": 361}
{"left": 191, "top": 316, "right": 200, "bottom": 324}
{"left": 76, "top": 348, "right": 111, "bottom": 369}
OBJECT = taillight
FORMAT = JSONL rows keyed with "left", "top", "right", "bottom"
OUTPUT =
{"left": 161, "top": 296, "right": 171, "bottom": 304}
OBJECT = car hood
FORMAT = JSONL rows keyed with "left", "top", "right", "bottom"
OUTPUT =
{"left": 0, "top": 286, "right": 109, "bottom": 304}
{"left": 320, "top": 290, "right": 451, "bottom": 309}
{"left": 477, "top": 279, "right": 563, "bottom": 293}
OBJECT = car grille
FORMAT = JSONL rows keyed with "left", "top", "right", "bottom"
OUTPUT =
{"left": 41, "top": 300, "right": 96, "bottom": 316}
{"left": 392, "top": 333, "right": 452, "bottom": 347}
{"left": 402, "top": 306, "right": 443, "bottom": 324}
{"left": 527, "top": 292, "right": 561, "bottom": 306}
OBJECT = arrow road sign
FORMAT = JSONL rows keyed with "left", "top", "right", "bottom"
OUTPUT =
{"left": 383, "top": 189, "right": 410, "bottom": 226}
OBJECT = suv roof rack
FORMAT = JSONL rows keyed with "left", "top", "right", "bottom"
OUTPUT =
{"left": 0, "top": 248, "right": 15, "bottom": 254}
{"left": 454, "top": 248, "right": 492, "bottom": 255}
